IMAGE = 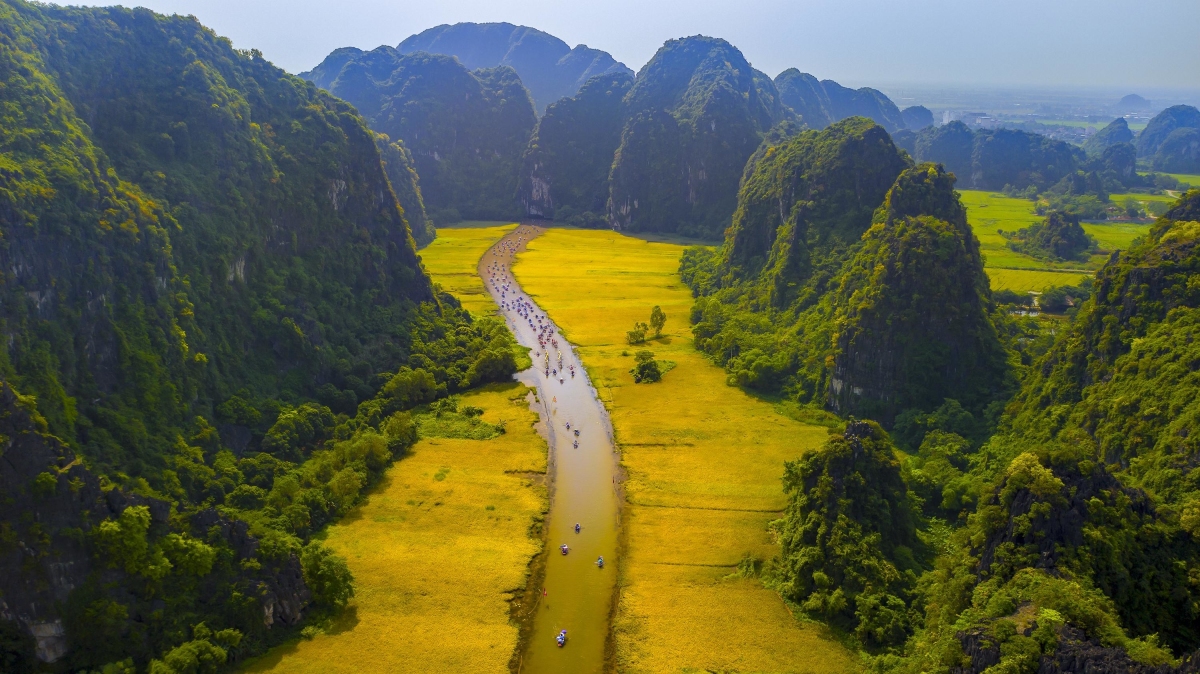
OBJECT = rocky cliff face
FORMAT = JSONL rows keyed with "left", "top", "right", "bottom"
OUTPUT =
{"left": 517, "top": 71, "right": 633, "bottom": 220}
{"left": 0, "top": 383, "right": 309, "bottom": 667}
{"left": 303, "top": 47, "right": 536, "bottom": 221}
{"left": 723, "top": 117, "right": 910, "bottom": 304}
{"left": 827, "top": 164, "right": 1010, "bottom": 424}
{"left": 607, "top": 36, "right": 792, "bottom": 239}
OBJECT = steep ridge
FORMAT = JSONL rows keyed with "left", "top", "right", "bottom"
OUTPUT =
{"left": 1136, "top": 104, "right": 1200, "bottom": 158}
{"left": 301, "top": 47, "right": 537, "bottom": 222}
{"left": 1084, "top": 117, "right": 1135, "bottom": 155}
{"left": 682, "top": 121, "right": 1011, "bottom": 428}
{"left": 375, "top": 133, "right": 435, "bottom": 246}
{"left": 911, "top": 121, "right": 1085, "bottom": 191}
{"left": 607, "top": 36, "right": 792, "bottom": 238}
{"left": 775, "top": 68, "right": 907, "bottom": 131}
{"left": 826, "top": 164, "right": 1012, "bottom": 425}
{"left": 397, "top": 22, "right": 632, "bottom": 113}
{"left": 0, "top": 1, "right": 523, "bottom": 669}
{"left": 517, "top": 71, "right": 634, "bottom": 223}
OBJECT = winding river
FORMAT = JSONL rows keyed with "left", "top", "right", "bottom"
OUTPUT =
{"left": 478, "top": 225, "right": 620, "bottom": 673}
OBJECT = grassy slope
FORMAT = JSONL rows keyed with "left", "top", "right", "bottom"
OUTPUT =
{"left": 239, "top": 383, "right": 547, "bottom": 674}
{"left": 959, "top": 189, "right": 1154, "bottom": 292}
{"left": 512, "top": 229, "right": 855, "bottom": 673}
{"left": 418, "top": 222, "right": 518, "bottom": 316}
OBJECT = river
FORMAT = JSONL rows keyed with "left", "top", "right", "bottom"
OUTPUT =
{"left": 478, "top": 225, "right": 620, "bottom": 673}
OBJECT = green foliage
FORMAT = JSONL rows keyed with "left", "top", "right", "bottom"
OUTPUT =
{"left": 649, "top": 305, "right": 666, "bottom": 337}
{"left": 518, "top": 71, "right": 633, "bottom": 219}
{"left": 304, "top": 47, "right": 536, "bottom": 221}
{"left": 91, "top": 506, "right": 170, "bottom": 580}
{"left": 608, "top": 36, "right": 792, "bottom": 239}
{"left": 375, "top": 133, "right": 435, "bottom": 246}
{"left": 1003, "top": 210, "right": 1096, "bottom": 262}
{"left": 147, "top": 623, "right": 241, "bottom": 674}
{"left": 0, "top": 2, "right": 528, "bottom": 670}
{"left": 301, "top": 542, "right": 355, "bottom": 611}
{"left": 630, "top": 350, "right": 663, "bottom": 384}
{"left": 626, "top": 322, "right": 649, "bottom": 345}
{"left": 415, "top": 395, "right": 505, "bottom": 439}
{"left": 774, "top": 421, "right": 921, "bottom": 649}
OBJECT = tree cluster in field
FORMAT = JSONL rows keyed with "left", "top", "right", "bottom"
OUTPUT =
{"left": 0, "top": 3, "right": 524, "bottom": 671}
{"left": 626, "top": 306, "right": 667, "bottom": 345}
{"left": 1000, "top": 210, "right": 1097, "bottom": 262}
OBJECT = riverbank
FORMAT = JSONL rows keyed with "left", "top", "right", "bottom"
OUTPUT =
{"left": 479, "top": 226, "right": 621, "bottom": 673}
{"left": 238, "top": 384, "right": 548, "bottom": 674}
{"left": 511, "top": 228, "right": 856, "bottom": 673}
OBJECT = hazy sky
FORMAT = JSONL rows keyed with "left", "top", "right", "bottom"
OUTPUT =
{"left": 73, "top": 0, "right": 1200, "bottom": 89}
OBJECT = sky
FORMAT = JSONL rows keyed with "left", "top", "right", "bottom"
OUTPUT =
{"left": 72, "top": 0, "right": 1200, "bottom": 91}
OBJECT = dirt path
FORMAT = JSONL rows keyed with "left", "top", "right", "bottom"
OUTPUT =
{"left": 480, "top": 225, "right": 620, "bottom": 674}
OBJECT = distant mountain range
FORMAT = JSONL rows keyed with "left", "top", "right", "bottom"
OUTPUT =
{"left": 303, "top": 23, "right": 1200, "bottom": 237}
{"left": 397, "top": 22, "right": 633, "bottom": 114}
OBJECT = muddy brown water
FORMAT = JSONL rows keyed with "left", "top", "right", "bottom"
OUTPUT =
{"left": 478, "top": 225, "right": 620, "bottom": 673}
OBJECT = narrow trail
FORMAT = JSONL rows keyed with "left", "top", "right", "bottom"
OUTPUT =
{"left": 479, "top": 225, "right": 620, "bottom": 674}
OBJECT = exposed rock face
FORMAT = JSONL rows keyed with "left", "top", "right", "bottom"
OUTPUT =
{"left": 723, "top": 117, "right": 911, "bottom": 303}
{"left": 303, "top": 47, "right": 536, "bottom": 221}
{"left": 607, "top": 36, "right": 792, "bottom": 239}
{"left": 517, "top": 71, "right": 633, "bottom": 220}
{"left": 0, "top": 383, "right": 310, "bottom": 663}
{"left": 828, "top": 164, "right": 1010, "bottom": 425}
{"left": 396, "top": 22, "right": 632, "bottom": 113}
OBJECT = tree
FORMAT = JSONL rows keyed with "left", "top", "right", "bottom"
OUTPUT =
{"left": 626, "top": 322, "right": 649, "bottom": 345}
{"left": 649, "top": 305, "right": 666, "bottom": 337}
{"left": 630, "top": 350, "right": 663, "bottom": 383}
{"left": 301, "top": 542, "right": 355, "bottom": 610}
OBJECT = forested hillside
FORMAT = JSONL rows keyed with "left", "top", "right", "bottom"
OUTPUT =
{"left": 301, "top": 47, "right": 537, "bottom": 222}
{"left": 0, "top": 2, "right": 521, "bottom": 670}
{"left": 397, "top": 22, "right": 632, "bottom": 113}
{"left": 607, "top": 36, "right": 793, "bottom": 238}
{"left": 681, "top": 108, "right": 1200, "bottom": 667}
{"left": 517, "top": 71, "right": 634, "bottom": 223}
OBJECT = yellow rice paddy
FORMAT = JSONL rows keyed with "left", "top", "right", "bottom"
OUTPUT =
{"left": 240, "top": 383, "right": 547, "bottom": 674}
{"left": 419, "top": 222, "right": 518, "bottom": 316}
{"left": 511, "top": 228, "right": 855, "bottom": 673}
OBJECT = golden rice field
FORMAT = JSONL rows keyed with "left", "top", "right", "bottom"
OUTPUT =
{"left": 510, "top": 228, "right": 856, "bottom": 673}
{"left": 240, "top": 383, "right": 547, "bottom": 674}
{"left": 959, "top": 189, "right": 1155, "bottom": 293}
{"left": 418, "top": 222, "right": 518, "bottom": 316}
